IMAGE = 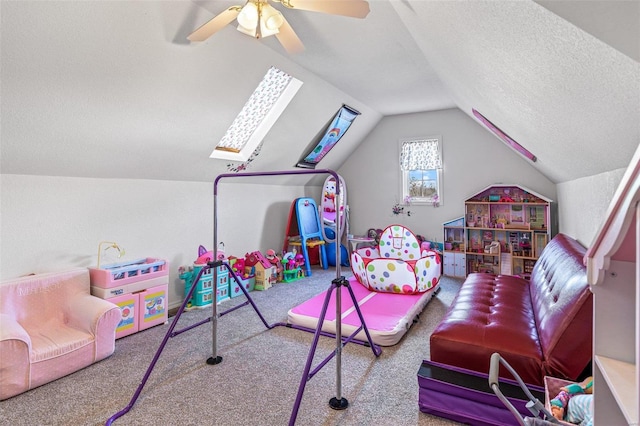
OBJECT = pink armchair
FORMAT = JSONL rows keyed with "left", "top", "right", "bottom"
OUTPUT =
{"left": 0, "top": 268, "right": 121, "bottom": 400}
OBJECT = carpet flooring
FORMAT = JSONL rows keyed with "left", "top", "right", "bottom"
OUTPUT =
{"left": 0, "top": 268, "right": 466, "bottom": 426}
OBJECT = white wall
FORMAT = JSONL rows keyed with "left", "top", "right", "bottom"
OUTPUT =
{"left": 1, "top": 108, "right": 630, "bottom": 308}
{"left": 338, "top": 108, "right": 557, "bottom": 243}
{"left": 0, "top": 174, "right": 316, "bottom": 308}
{"left": 557, "top": 167, "right": 627, "bottom": 248}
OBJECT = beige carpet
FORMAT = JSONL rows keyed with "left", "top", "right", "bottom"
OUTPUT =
{"left": 0, "top": 268, "right": 465, "bottom": 426}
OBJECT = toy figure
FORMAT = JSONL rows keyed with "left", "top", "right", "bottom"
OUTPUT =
{"left": 550, "top": 377, "right": 593, "bottom": 425}
{"left": 265, "top": 249, "right": 283, "bottom": 282}
{"left": 281, "top": 252, "right": 297, "bottom": 270}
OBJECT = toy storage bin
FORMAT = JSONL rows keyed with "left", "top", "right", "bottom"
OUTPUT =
{"left": 138, "top": 284, "right": 168, "bottom": 331}
{"left": 100, "top": 284, "right": 168, "bottom": 339}
{"left": 229, "top": 274, "right": 256, "bottom": 298}
{"left": 89, "top": 258, "right": 168, "bottom": 288}
{"left": 109, "top": 292, "right": 140, "bottom": 339}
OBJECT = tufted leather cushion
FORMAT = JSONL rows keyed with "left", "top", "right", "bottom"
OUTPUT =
{"left": 429, "top": 233, "right": 591, "bottom": 386}
{"left": 529, "top": 233, "right": 592, "bottom": 381}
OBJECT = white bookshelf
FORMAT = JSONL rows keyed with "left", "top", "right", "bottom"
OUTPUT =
{"left": 586, "top": 144, "right": 640, "bottom": 426}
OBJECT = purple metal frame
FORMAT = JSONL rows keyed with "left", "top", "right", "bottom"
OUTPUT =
{"left": 104, "top": 169, "right": 381, "bottom": 425}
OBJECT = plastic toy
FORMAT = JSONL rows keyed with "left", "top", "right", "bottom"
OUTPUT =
{"left": 550, "top": 376, "right": 593, "bottom": 423}
{"left": 325, "top": 227, "right": 349, "bottom": 267}
{"left": 281, "top": 251, "right": 303, "bottom": 282}
{"left": 230, "top": 257, "right": 247, "bottom": 277}
{"left": 245, "top": 251, "right": 277, "bottom": 290}
{"left": 195, "top": 243, "right": 225, "bottom": 265}
{"left": 265, "top": 249, "right": 283, "bottom": 282}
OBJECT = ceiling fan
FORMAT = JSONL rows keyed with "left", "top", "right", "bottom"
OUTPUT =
{"left": 187, "top": 0, "right": 370, "bottom": 54}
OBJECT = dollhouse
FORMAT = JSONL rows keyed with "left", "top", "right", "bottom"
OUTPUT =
{"left": 461, "top": 184, "right": 554, "bottom": 278}
{"left": 245, "top": 251, "right": 277, "bottom": 290}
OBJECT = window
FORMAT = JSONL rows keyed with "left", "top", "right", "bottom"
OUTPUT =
{"left": 400, "top": 137, "right": 442, "bottom": 205}
{"left": 210, "top": 66, "right": 303, "bottom": 162}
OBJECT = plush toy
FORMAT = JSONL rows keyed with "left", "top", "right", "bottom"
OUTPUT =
{"left": 550, "top": 376, "right": 593, "bottom": 425}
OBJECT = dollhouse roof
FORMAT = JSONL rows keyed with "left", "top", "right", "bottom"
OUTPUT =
{"left": 443, "top": 217, "right": 465, "bottom": 227}
{"left": 465, "top": 184, "right": 553, "bottom": 204}
{"left": 246, "top": 251, "right": 274, "bottom": 270}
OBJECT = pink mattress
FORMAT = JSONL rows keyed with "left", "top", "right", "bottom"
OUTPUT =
{"left": 287, "top": 276, "right": 438, "bottom": 346}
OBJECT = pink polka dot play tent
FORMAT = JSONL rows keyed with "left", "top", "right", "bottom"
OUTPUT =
{"left": 350, "top": 225, "right": 440, "bottom": 294}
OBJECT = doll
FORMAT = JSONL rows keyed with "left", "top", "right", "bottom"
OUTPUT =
{"left": 549, "top": 376, "right": 593, "bottom": 425}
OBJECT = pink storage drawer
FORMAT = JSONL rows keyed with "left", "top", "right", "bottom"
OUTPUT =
{"left": 109, "top": 292, "right": 140, "bottom": 339}
{"left": 89, "top": 258, "right": 168, "bottom": 288}
{"left": 138, "top": 284, "right": 168, "bottom": 331}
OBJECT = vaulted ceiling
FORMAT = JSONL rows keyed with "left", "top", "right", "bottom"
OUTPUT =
{"left": 1, "top": 1, "right": 638, "bottom": 185}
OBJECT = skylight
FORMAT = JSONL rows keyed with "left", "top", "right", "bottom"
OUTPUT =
{"left": 210, "top": 66, "right": 303, "bottom": 162}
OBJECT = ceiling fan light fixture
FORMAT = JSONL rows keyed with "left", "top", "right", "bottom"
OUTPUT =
{"left": 237, "top": 1, "right": 283, "bottom": 39}
{"left": 237, "top": 2, "right": 259, "bottom": 31}
{"left": 237, "top": 23, "right": 258, "bottom": 37}
{"left": 262, "top": 4, "right": 284, "bottom": 31}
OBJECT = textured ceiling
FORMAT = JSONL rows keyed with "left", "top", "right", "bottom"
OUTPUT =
{"left": 1, "top": 0, "right": 638, "bottom": 184}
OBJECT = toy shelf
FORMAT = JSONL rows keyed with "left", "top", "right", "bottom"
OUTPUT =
{"left": 462, "top": 185, "right": 554, "bottom": 277}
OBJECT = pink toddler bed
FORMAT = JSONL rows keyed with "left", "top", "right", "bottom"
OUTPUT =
{"left": 287, "top": 276, "right": 439, "bottom": 346}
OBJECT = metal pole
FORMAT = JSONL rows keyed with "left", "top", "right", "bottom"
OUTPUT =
{"left": 208, "top": 183, "right": 222, "bottom": 365}
{"left": 329, "top": 173, "right": 348, "bottom": 410}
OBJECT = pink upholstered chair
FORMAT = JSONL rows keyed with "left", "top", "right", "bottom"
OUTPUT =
{"left": 0, "top": 268, "right": 121, "bottom": 400}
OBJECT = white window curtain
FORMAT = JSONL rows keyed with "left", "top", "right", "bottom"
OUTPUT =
{"left": 400, "top": 138, "right": 441, "bottom": 171}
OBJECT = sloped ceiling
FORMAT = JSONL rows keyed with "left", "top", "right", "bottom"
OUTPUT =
{"left": 1, "top": 0, "right": 638, "bottom": 185}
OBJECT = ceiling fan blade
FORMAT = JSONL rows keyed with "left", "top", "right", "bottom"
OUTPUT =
{"left": 276, "top": 17, "right": 305, "bottom": 54}
{"left": 187, "top": 6, "right": 241, "bottom": 42}
{"left": 282, "top": 0, "right": 370, "bottom": 18}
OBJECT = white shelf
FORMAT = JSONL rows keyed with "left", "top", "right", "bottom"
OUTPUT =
{"left": 595, "top": 356, "right": 638, "bottom": 425}
{"left": 586, "top": 142, "right": 640, "bottom": 426}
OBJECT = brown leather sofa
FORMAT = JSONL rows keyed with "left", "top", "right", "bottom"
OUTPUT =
{"left": 429, "top": 233, "right": 592, "bottom": 386}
